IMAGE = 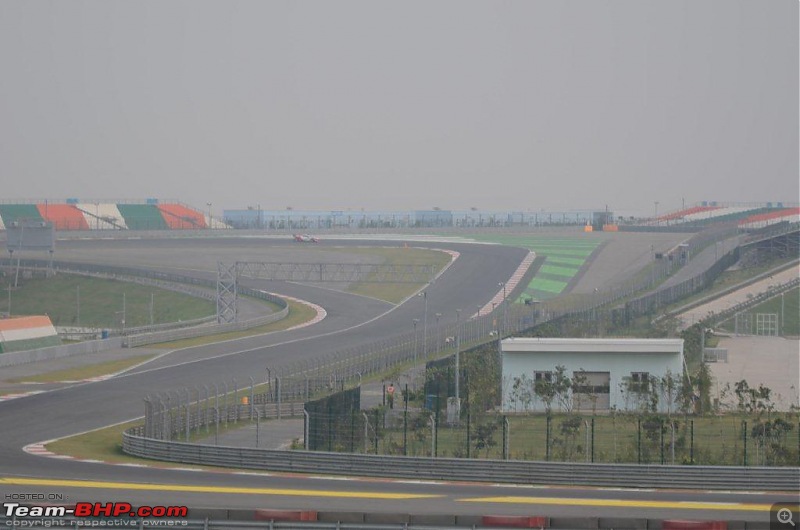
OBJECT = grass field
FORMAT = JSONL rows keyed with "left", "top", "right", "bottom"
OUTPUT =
{"left": 8, "top": 354, "right": 157, "bottom": 383}
{"left": 374, "top": 411, "right": 800, "bottom": 467}
{"left": 150, "top": 299, "right": 317, "bottom": 348}
{"left": 331, "top": 247, "right": 453, "bottom": 303}
{"left": 4, "top": 274, "right": 215, "bottom": 328}
{"left": 717, "top": 287, "right": 799, "bottom": 336}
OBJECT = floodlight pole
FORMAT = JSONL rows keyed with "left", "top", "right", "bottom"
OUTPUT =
{"left": 419, "top": 291, "right": 428, "bottom": 360}
{"left": 455, "top": 309, "right": 461, "bottom": 407}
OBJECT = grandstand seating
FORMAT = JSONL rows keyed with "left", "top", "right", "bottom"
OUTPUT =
{"left": 739, "top": 207, "right": 800, "bottom": 229}
{"left": 688, "top": 206, "right": 776, "bottom": 226}
{"left": 0, "top": 204, "right": 43, "bottom": 227}
{"left": 116, "top": 204, "right": 170, "bottom": 230}
{"left": 37, "top": 204, "right": 90, "bottom": 230}
{"left": 654, "top": 203, "right": 799, "bottom": 228}
{"left": 157, "top": 203, "right": 207, "bottom": 229}
{"left": 76, "top": 203, "right": 128, "bottom": 230}
{"left": 0, "top": 315, "right": 61, "bottom": 354}
{"left": 658, "top": 205, "right": 719, "bottom": 222}
{"left": 0, "top": 201, "right": 228, "bottom": 231}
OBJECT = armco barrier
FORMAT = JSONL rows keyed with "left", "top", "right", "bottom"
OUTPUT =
{"left": 0, "top": 337, "right": 124, "bottom": 368}
{"left": 122, "top": 429, "right": 800, "bottom": 491}
{"left": 123, "top": 305, "right": 289, "bottom": 347}
{"left": 0, "top": 258, "right": 289, "bottom": 349}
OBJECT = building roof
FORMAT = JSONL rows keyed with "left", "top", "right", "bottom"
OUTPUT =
{"left": 501, "top": 337, "right": 683, "bottom": 355}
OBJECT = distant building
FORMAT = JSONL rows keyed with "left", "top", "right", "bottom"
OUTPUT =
{"left": 501, "top": 338, "right": 684, "bottom": 414}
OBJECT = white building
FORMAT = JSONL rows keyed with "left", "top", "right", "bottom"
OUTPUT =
{"left": 501, "top": 338, "right": 685, "bottom": 414}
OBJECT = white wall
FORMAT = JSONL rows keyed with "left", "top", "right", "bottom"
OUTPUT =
{"left": 502, "top": 342, "right": 684, "bottom": 414}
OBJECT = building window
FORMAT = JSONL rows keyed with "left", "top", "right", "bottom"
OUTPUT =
{"left": 534, "top": 371, "right": 553, "bottom": 383}
{"left": 630, "top": 372, "right": 650, "bottom": 393}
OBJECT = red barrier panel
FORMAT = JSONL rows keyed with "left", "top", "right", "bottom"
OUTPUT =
{"left": 254, "top": 509, "right": 318, "bottom": 521}
{"left": 481, "top": 515, "right": 549, "bottom": 528}
{"left": 662, "top": 520, "right": 727, "bottom": 530}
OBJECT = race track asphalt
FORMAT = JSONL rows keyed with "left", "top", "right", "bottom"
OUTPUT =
{"left": 0, "top": 236, "right": 796, "bottom": 522}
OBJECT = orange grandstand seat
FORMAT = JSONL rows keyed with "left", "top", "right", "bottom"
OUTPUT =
{"left": 37, "top": 204, "right": 90, "bottom": 230}
{"left": 157, "top": 204, "right": 207, "bottom": 229}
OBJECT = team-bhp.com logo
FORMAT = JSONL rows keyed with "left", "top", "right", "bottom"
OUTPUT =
{"left": 4, "top": 502, "right": 188, "bottom": 525}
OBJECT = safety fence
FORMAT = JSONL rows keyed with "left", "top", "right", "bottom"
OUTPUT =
{"left": 138, "top": 373, "right": 349, "bottom": 442}
{"left": 713, "top": 277, "right": 800, "bottom": 336}
{"left": 122, "top": 426, "right": 800, "bottom": 491}
{"left": 614, "top": 246, "right": 740, "bottom": 325}
{"left": 303, "top": 407, "right": 800, "bottom": 468}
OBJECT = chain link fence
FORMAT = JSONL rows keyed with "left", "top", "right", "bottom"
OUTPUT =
{"left": 302, "top": 405, "right": 800, "bottom": 467}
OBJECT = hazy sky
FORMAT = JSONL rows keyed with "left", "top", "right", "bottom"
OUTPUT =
{"left": 1, "top": 1, "right": 797, "bottom": 216}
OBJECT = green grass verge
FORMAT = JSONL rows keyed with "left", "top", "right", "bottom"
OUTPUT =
{"left": 149, "top": 299, "right": 317, "bottom": 349}
{"left": 8, "top": 354, "right": 157, "bottom": 383}
{"left": 717, "top": 287, "right": 799, "bottom": 336}
{"left": 45, "top": 420, "right": 209, "bottom": 468}
{"left": 339, "top": 247, "right": 452, "bottom": 303}
{"left": 5, "top": 274, "right": 215, "bottom": 328}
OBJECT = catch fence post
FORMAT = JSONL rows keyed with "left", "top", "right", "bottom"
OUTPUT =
{"left": 637, "top": 418, "right": 642, "bottom": 464}
{"left": 742, "top": 420, "right": 747, "bottom": 466}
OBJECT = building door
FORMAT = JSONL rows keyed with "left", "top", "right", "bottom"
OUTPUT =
{"left": 572, "top": 371, "right": 610, "bottom": 412}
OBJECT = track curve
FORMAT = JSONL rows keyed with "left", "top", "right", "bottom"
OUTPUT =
{"left": 1, "top": 236, "right": 796, "bottom": 521}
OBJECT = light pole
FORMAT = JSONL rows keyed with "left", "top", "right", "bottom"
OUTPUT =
{"left": 206, "top": 202, "right": 212, "bottom": 228}
{"left": 412, "top": 318, "right": 420, "bottom": 362}
{"left": 455, "top": 308, "right": 461, "bottom": 410}
{"left": 435, "top": 312, "right": 442, "bottom": 351}
{"left": 418, "top": 291, "right": 428, "bottom": 360}
{"left": 498, "top": 282, "right": 507, "bottom": 338}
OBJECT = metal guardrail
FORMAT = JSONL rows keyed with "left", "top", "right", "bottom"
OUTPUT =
{"left": 122, "top": 428, "right": 799, "bottom": 491}
{"left": 0, "top": 258, "right": 289, "bottom": 347}
{"left": 661, "top": 259, "right": 800, "bottom": 325}
{"left": 122, "top": 306, "right": 289, "bottom": 347}
{"left": 711, "top": 277, "right": 800, "bottom": 332}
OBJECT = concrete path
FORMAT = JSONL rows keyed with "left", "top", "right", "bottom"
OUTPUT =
{"left": 676, "top": 264, "right": 799, "bottom": 329}
{"left": 710, "top": 335, "right": 800, "bottom": 411}
{"left": 194, "top": 418, "right": 304, "bottom": 450}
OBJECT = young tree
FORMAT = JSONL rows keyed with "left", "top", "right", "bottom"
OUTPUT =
{"left": 660, "top": 370, "right": 679, "bottom": 417}
{"left": 552, "top": 365, "right": 573, "bottom": 413}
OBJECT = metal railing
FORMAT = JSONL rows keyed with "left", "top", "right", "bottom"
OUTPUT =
{"left": 122, "top": 427, "right": 799, "bottom": 491}
{"left": 0, "top": 258, "right": 289, "bottom": 347}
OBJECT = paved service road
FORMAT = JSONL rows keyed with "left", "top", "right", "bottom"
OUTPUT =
{"left": 0, "top": 236, "right": 796, "bottom": 522}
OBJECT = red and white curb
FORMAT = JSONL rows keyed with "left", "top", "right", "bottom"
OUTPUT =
{"left": 474, "top": 250, "right": 536, "bottom": 318}
{"left": 0, "top": 390, "right": 46, "bottom": 402}
{"left": 24, "top": 441, "right": 74, "bottom": 460}
{"left": 260, "top": 292, "right": 327, "bottom": 331}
